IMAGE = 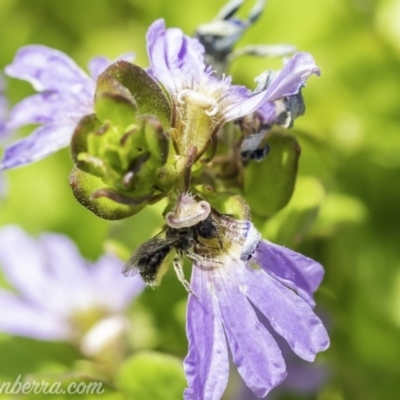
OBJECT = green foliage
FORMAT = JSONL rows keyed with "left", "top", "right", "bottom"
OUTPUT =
{"left": 68, "top": 59, "right": 175, "bottom": 220}
{"left": 69, "top": 166, "right": 148, "bottom": 220}
{"left": 115, "top": 352, "right": 186, "bottom": 400}
{"left": 97, "top": 61, "right": 171, "bottom": 130}
{"left": 244, "top": 130, "right": 300, "bottom": 218}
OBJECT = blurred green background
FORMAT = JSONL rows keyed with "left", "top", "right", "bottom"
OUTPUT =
{"left": 1, "top": 0, "right": 400, "bottom": 399}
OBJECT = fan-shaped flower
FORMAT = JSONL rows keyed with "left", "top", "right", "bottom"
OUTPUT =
{"left": 0, "top": 225, "right": 143, "bottom": 356}
{"left": 0, "top": 46, "right": 133, "bottom": 170}
{"left": 183, "top": 214, "right": 329, "bottom": 399}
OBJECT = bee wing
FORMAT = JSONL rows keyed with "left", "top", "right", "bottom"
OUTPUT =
{"left": 122, "top": 235, "right": 180, "bottom": 277}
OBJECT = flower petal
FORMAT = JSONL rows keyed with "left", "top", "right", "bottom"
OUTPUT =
{"left": 38, "top": 235, "right": 143, "bottom": 314}
{"left": 147, "top": 19, "right": 179, "bottom": 94}
{"left": 223, "top": 52, "right": 319, "bottom": 121}
{"left": 90, "top": 254, "right": 145, "bottom": 312}
{"left": 5, "top": 92, "right": 88, "bottom": 130}
{"left": 39, "top": 233, "right": 91, "bottom": 282}
{"left": 0, "top": 226, "right": 62, "bottom": 307}
{"left": 147, "top": 19, "right": 206, "bottom": 95}
{"left": 215, "top": 260, "right": 287, "bottom": 398}
{"left": 263, "top": 52, "right": 320, "bottom": 101}
{"left": 254, "top": 240, "right": 324, "bottom": 307}
{"left": 0, "top": 123, "right": 73, "bottom": 169}
{"left": 0, "top": 291, "right": 69, "bottom": 340}
{"left": 239, "top": 264, "right": 330, "bottom": 361}
{"left": 5, "top": 45, "right": 91, "bottom": 94}
{"left": 222, "top": 84, "right": 263, "bottom": 122}
{"left": 34, "top": 234, "right": 106, "bottom": 314}
{"left": 184, "top": 265, "right": 229, "bottom": 400}
{"left": 256, "top": 101, "right": 276, "bottom": 124}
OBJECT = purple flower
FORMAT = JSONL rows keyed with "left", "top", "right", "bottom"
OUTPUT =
{"left": 238, "top": 351, "right": 328, "bottom": 400}
{"left": 183, "top": 217, "right": 329, "bottom": 399}
{"left": 0, "top": 74, "right": 8, "bottom": 135}
{"left": 0, "top": 46, "right": 133, "bottom": 170}
{"left": 0, "top": 74, "right": 9, "bottom": 197}
{"left": 237, "top": 310, "right": 329, "bottom": 400}
{"left": 0, "top": 225, "right": 143, "bottom": 355}
{"left": 146, "top": 19, "right": 319, "bottom": 158}
{"left": 253, "top": 53, "right": 319, "bottom": 127}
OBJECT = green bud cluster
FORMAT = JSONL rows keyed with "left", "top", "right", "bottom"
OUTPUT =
{"left": 69, "top": 61, "right": 176, "bottom": 220}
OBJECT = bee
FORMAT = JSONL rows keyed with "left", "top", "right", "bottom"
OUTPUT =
{"left": 122, "top": 215, "right": 220, "bottom": 294}
{"left": 123, "top": 205, "right": 261, "bottom": 294}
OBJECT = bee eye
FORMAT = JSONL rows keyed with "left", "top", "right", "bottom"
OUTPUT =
{"left": 197, "top": 218, "right": 217, "bottom": 240}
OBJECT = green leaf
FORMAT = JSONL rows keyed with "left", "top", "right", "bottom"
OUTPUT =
{"left": 97, "top": 61, "right": 171, "bottom": 129}
{"left": 262, "top": 176, "right": 325, "bottom": 247}
{"left": 140, "top": 116, "right": 169, "bottom": 167}
{"left": 69, "top": 166, "right": 149, "bottom": 220}
{"left": 154, "top": 164, "right": 177, "bottom": 192}
{"left": 70, "top": 114, "right": 102, "bottom": 165}
{"left": 244, "top": 130, "right": 300, "bottom": 218}
{"left": 115, "top": 352, "right": 186, "bottom": 400}
{"left": 95, "top": 92, "right": 138, "bottom": 127}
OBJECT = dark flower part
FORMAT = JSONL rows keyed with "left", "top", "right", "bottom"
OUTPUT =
{"left": 240, "top": 142, "right": 270, "bottom": 162}
{"left": 275, "top": 91, "right": 306, "bottom": 128}
{"left": 238, "top": 54, "right": 319, "bottom": 162}
{"left": 0, "top": 45, "right": 133, "bottom": 169}
{"left": 183, "top": 213, "right": 329, "bottom": 399}
{"left": 195, "top": 0, "right": 298, "bottom": 75}
{"left": 196, "top": 0, "right": 266, "bottom": 73}
{"left": 255, "top": 53, "right": 320, "bottom": 111}
{"left": 255, "top": 57, "right": 320, "bottom": 128}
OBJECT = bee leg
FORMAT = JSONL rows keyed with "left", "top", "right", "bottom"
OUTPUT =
{"left": 186, "top": 252, "right": 204, "bottom": 262}
{"left": 173, "top": 256, "right": 198, "bottom": 298}
{"left": 186, "top": 251, "right": 223, "bottom": 266}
